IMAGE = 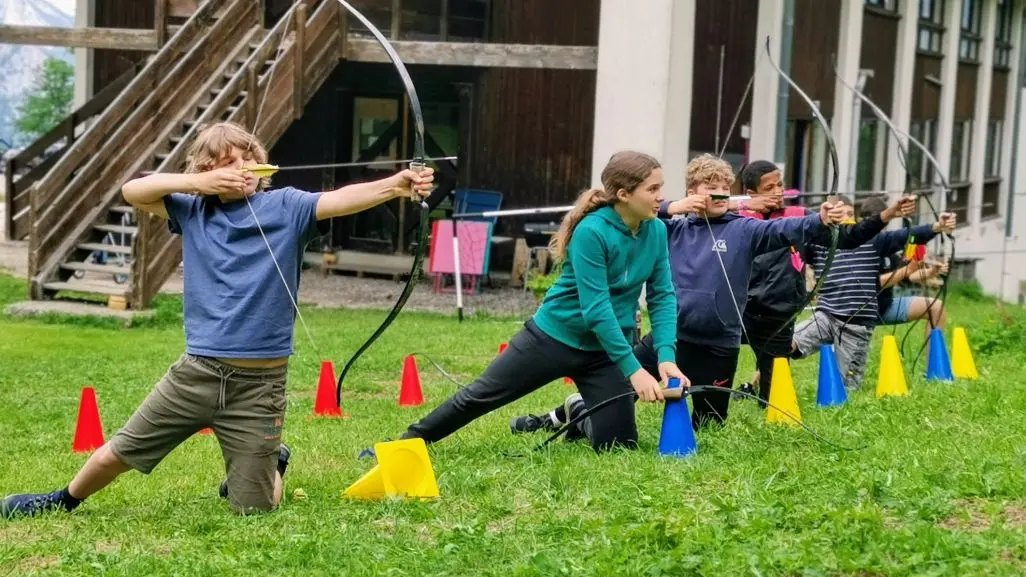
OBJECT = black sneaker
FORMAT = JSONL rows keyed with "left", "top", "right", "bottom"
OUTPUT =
{"left": 737, "top": 382, "right": 756, "bottom": 398}
{"left": 509, "top": 413, "right": 560, "bottom": 435}
{"left": 1, "top": 490, "right": 66, "bottom": 518}
{"left": 220, "top": 443, "right": 292, "bottom": 499}
{"left": 563, "top": 393, "right": 587, "bottom": 442}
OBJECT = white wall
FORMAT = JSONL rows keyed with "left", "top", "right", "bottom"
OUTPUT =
{"left": 590, "top": 0, "right": 694, "bottom": 200}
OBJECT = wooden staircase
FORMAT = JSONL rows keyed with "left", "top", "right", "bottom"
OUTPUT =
{"left": 26, "top": 0, "right": 346, "bottom": 309}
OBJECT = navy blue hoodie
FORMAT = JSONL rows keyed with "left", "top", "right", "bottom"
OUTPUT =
{"left": 658, "top": 203, "right": 830, "bottom": 348}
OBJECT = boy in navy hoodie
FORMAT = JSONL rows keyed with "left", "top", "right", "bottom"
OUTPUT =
{"left": 512, "top": 154, "right": 890, "bottom": 434}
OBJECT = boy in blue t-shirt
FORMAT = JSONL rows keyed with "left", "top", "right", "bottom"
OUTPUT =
{"left": 2, "top": 122, "right": 433, "bottom": 517}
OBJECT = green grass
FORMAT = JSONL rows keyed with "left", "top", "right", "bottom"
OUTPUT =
{"left": 2, "top": 271, "right": 1026, "bottom": 576}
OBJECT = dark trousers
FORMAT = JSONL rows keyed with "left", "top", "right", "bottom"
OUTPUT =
{"left": 633, "top": 335, "right": 741, "bottom": 428}
{"left": 402, "top": 320, "right": 640, "bottom": 452}
{"left": 741, "top": 310, "right": 795, "bottom": 405}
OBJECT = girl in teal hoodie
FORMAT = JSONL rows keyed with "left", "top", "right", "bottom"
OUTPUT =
{"left": 401, "top": 151, "right": 685, "bottom": 452}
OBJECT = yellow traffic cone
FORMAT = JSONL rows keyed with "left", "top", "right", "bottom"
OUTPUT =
{"left": 766, "top": 357, "right": 802, "bottom": 427}
{"left": 875, "top": 335, "right": 909, "bottom": 398}
{"left": 951, "top": 327, "right": 979, "bottom": 380}
{"left": 343, "top": 438, "right": 440, "bottom": 500}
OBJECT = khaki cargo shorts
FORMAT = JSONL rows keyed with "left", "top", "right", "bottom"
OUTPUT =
{"left": 108, "top": 353, "right": 288, "bottom": 513}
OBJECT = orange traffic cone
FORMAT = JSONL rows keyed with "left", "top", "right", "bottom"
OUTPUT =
{"left": 399, "top": 355, "right": 424, "bottom": 406}
{"left": 498, "top": 342, "right": 508, "bottom": 354}
{"left": 199, "top": 428, "right": 213, "bottom": 435}
{"left": 314, "top": 361, "right": 348, "bottom": 418}
{"left": 564, "top": 377, "right": 574, "bottom": 387}
{"left": 72, "top": 387, "right": 105, "bottom": 453}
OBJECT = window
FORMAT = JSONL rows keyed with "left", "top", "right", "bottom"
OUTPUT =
{"left": 985, "top": 119, "right": 1003, "bottom": 177}
{"left": 919, "top": 0, "right": 946, "bottom": 53}
{"left": 959, "top": 0, "right": 982, "bottom": 62}
{"left": 995, "top": 0, "right": 1013, "bottom": 69}
{"left": 950, "top": 119, "right": 972, "bottom": 182}
{"left": 866, "top": 0, "right": 899, "bottom": 11}
{"left": 856, "top": 119, "right": 879, "bottom": 192}
{"left": 909, "top": 119, "right": 937, "bottom": 187}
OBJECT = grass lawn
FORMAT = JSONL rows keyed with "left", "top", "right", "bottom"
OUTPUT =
{"left": 1, "top": 272, "right": 1026, "bottom": 576}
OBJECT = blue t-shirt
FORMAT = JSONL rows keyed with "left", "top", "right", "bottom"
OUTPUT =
{"left": 164, "top": 187, "right": 328, "bottom": 359}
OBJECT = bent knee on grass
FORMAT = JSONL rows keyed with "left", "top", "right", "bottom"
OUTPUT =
{"left": 909, "top": 297, "right": 945, "bottom": 325}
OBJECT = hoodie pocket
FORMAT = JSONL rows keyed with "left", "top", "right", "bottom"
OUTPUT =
{"left": 676, "top": 289, "right": 737, "bottom": 335}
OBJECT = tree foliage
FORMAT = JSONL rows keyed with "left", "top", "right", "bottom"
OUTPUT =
{"left": 15, "top": 57, "right": 74, "bottom": 141}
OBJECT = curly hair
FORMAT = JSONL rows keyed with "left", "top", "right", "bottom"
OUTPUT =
{"left": 686, "top": 153, "right": 735, "bottom": 190}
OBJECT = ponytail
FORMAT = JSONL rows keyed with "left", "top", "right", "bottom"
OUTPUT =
{"left": 549, "top": 188, "right": 609, "bottom": 262}
{"left": 549, "top": 150, "right": 662, "bottom": 262}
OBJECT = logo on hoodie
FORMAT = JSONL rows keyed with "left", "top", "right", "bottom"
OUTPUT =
{"left": 712, "top": 239, "right": 727, "bottom": 253}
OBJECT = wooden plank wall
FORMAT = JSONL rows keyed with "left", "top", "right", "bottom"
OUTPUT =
{"left": 788, "top": 0, "right": 841, "bottom": 119}
{"left": 93, "top": 0, "right": 154, "bottom": 91}
{"left": 690, "top": 0, "right": 757, "bottom": 157}
{"left": 462, "top": 0, "right": 599, "bottom": 220}
{"left": 860, "top": 7, "right": 901, "bottom": 115}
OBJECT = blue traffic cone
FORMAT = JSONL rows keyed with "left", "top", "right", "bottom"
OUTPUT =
{"left": 816, "top": 345, "right": 847, "bottom": 407}
{"left": 926, "top": 328, "right": 954, "bottom": 381}
{"left": 658, "top": 378, "right": 697, "bottom": 458}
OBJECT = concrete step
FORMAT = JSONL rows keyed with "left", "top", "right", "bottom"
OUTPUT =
{"left": 60, "top": 261, "right": 132, "bottom": 276}
{"left": 42, "top": 280, "right": 130, "bottom": 297}
{"left": 77, "top": 242, "right": 133, "bottom": 255}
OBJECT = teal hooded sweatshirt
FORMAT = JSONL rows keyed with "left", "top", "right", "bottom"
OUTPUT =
{"left": 533, "top": 205, "right": 678, "bottom": 377}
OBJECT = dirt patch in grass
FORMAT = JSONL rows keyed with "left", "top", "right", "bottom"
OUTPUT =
{"left": 937, "top": 499, "right": 1026, "bottom": 532}
{"left": 14, "top": 554, "right": 60, "bottom": 573}
{"left": 1001, "top": 502, "right": 1026, "bottom": 528}
{"left": 938, "top": 499, "right": 993, "bottom": 532}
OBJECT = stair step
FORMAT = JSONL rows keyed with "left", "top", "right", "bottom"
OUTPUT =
{"left": 60, "top": 261, "right": 132, "bottom": 275}
{"left": 78, "top": 242, "right": 133, "bottom": 255}
{"left": 95, "top": 224, "right": 138, "bottom": 235}
{"left": 110, "top": 205, "right": 135, "bottom": 214}
{"left": 43, "top": 281, "right": 130, "bottom": 297}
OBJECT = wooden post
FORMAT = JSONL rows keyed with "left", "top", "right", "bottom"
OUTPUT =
{"left": 247, "top": 61, "right": 260, "bottom": 129}
{"left": 155, "top": 0, "right": 168, "bottom": 48}
{"left": 337, "top": 2, "right": 348, "bottom": 59}
{"left": 440, "top": 0, "right": 448, "bottom": 41}
{"left": 293, "top": 3, "right": 306, "bottom": 120}
{"left": 27, "top": 182, "right": 40, "bottom": 298}
{"left": 391, "top": 0, "right": 401, "bottom": 40}
{"left": 3, "top": 158, "right": 14, "bottom": 241}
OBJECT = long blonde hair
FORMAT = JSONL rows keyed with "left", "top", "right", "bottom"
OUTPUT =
{"left": 184, "top": 121, "right": 272, "bottom": 190}
{"left": 549, "top": 151, "right": 661, "bottom": 261}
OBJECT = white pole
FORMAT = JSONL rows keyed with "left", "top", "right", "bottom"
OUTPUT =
{"left": 452, "top": 219, "right": 464, "bottom": 322}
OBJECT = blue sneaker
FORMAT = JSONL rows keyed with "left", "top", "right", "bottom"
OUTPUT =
{"left": 219, "top": 443, "right": 291, "bottom": 499}
{"left": 1, "top": 490, "right": 67, "bottom": 518}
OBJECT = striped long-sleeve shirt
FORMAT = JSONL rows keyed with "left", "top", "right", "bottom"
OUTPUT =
{"left": 809, "top": 223, "right": 938, "bottom": 326}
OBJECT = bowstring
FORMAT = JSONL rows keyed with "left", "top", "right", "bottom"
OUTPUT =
{"left": 241, "top": 2, "right": 322, "bottom": 359}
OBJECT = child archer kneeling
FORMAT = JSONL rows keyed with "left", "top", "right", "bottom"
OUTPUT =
{"left": 1, "top": 121, "right": 433, "bottom": 517}
{"left": 513, "top": 154, "right": 890, "bottom": 436}
{"left": 399, "top": 151, "right": 686, "bottom": 452}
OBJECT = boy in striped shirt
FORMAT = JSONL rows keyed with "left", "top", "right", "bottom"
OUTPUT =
{"left": 790, "top": 197, "right": 956, "bottom": 390}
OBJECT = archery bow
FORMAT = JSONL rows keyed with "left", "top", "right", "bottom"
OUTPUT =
{"left": 332, "top": 0, "right": 432, "bottom": 407}
{"left": 829, "top": 63, "right": 955, "bottom": 367}
{"left": 757, "top": 35, "right": 842, "bottom": 347}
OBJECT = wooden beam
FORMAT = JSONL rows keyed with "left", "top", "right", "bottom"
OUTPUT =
{"left": 155, "top": 0, "right": 168, "bottom": 48}
{"left": 345, "top": 38, "right": 597, "bottom": 70}
{"left": 0, "top": 25, "right": 157, "bottom": 51}
{"left": 0, "top": 24, "right": 598, "bottom": 70}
